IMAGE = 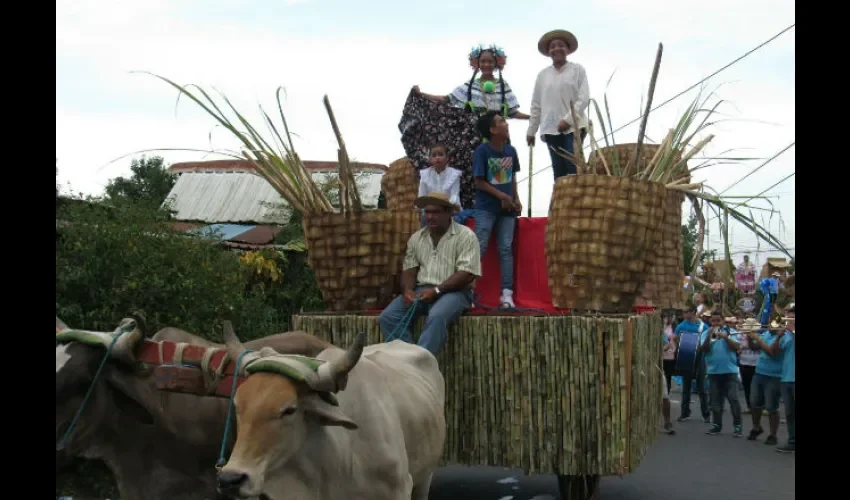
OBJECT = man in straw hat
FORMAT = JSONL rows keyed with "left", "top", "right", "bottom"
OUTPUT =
{"left": 379, "top": 192, "right": 481, "bottom": 355}
{"left": 526, "top": 29, "right": 590, "bottom": 180}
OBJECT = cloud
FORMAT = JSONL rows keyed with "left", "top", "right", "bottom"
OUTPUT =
{"left": 56, "top": 0, "right": 794, "bottom": 261}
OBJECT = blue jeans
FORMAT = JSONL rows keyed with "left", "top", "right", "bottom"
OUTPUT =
{"left": 781, "top": 382, "right": 795, "bottom": 445}
{"left": 379, "top": 285, "right": 472, "bottom": 355}
{"left": 544, "top": 129, "right": 587, "bottom": 179}
{"left": 473, "top": 211, "right": 516, "bottom": 291}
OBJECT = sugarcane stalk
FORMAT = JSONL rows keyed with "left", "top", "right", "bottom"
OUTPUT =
{"left": 627, "top": 43, "right": 664, "bottom": 178}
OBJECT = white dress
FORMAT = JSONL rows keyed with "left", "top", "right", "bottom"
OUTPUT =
{"left": 418, "top": 166, "right": 461, "bottom": 207}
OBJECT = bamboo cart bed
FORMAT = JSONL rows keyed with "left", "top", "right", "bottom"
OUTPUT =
{"left": 292, "top": 311, "right": 662, "bottom": 477}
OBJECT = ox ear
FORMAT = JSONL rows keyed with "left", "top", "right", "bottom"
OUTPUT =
{"left": 301, "top": 393, "right": 358, "bottom": 430}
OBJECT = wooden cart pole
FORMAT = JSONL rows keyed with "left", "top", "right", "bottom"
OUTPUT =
{"left": 527, "top": 145, "right": 534, "bottom": 218}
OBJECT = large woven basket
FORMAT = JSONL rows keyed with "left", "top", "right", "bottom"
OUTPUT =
{"left": 380, "top": 157, "right": 419, "bottom": 210}
{"left": 546, "top": 175, "right": 667, "bottom": 312}
{"left": 644, "top": 189, "right": 686, "bottom": 309}
{"left": 303, "top": 209, "right": 420, "bottom": 311}
{"left": 588, "top": 144, "right": 688, "bottom": 309}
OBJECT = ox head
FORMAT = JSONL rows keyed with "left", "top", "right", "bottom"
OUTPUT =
{"left": 55, "top": 316, "right": 148, "bottom": 466}
{"left": 217, "top": 322, "right": 365, "bottom": 499}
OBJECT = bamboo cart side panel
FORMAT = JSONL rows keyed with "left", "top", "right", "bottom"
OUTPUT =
{"left": 292, "top": 313, "right": 663, "bottom": 476}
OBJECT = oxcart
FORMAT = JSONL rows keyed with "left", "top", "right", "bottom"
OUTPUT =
{"left": 137, "top": 309, "right": 662, "bottom": 500}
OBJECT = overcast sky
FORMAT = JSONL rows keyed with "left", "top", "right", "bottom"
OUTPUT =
{"left": 56, "top": 0, "right": 795, "bottom": 268}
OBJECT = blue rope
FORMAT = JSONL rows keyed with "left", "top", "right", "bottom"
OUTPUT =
{"left": 216, "top": 349, "right": 255, "bottom": 470}
{"left": 385, "top": 298, "right": 420, "bottom": 343}
{"left": 57, "top": 329, "right": 128, "bottom": 451}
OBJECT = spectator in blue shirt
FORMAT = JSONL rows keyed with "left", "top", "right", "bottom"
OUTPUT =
{"left": 673, "top": 304, "right": 710, "bottom": 423}
{"left": 746, "top": 319, "right": 785, "bottom": 445}
{"left": 471, "top": 111, "right": 522, "bottom": 309}
{"left": 771, "top": 306, "right": 795, "bottom": 453}
{"left": 700, "top": 311, "right": 743, "bottom": 437}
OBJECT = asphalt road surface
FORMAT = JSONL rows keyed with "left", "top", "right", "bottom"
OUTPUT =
{"left": 429, "top": 384, "right": 795, "bottom": 500}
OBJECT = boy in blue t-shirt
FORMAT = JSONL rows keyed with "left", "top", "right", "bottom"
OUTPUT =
{"left": 775, "top": 306, "right": 795, "bottom": 453}
{"left": 746, "top": 320, "right": 785, "bottom": 445}
{"left": 700, "top": 311, "right": 744, "bottom": 436}
{"left": 673, "top": 305, "right": 710, "bottom": 423}
{"left": 472, "top": 111, "right": 522, "bottom": 309}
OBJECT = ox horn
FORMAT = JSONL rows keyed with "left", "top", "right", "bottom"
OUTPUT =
{"left": 222, "top": 320, "right": 247, "bottom": 361}
{"left": 56, "top": 317, "right": 70, "bottom": 334}
{"left": 309, "top": 332, "right": 366, "bottom": 393}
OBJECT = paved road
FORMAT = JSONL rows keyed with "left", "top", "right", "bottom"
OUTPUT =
{"left": 430, "top": 385, "right": 795, "bottom": 500}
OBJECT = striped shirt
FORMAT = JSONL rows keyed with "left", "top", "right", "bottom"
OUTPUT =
{"left": 447, "top": 79, "right": 521, "bottom": 114}
{"left": 403, "top": 220, "right": 481, "bottom": 287}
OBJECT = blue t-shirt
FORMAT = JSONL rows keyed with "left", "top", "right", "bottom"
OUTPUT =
{"left": 755, "top": 331, "right": 784, "bottom": 378}
{"left": 472, "top": 142, "right": 520, "bottom": 214}
{"left": 779, "top": 331, "right": 795, "bottom": 383}
{"left": 699, "top": 327, "right": 740, "bottom": 375}
{"left": 674, "top": 319, "right": 707, "bottom": 338}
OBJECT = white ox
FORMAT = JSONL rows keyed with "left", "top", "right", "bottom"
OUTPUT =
{"left": 216, "top": 323, "right": 446, "bottom": 500}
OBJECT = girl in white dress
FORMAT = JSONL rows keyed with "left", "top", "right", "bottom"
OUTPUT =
{"left": 418, "top": 144, "right": 461, "bottom": 225}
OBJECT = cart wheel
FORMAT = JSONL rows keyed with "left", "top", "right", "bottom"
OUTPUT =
{"left": 556, "top": 474, "right": 600, "bottom": 500}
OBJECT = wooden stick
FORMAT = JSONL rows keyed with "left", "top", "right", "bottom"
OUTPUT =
{"left": 322, "top": 95, "right": 362, "bottom": 213}
{"left": 527, "top": 145, "right": 534, "bottom": 217}
{"left": 626, "top": 43, "right": 664, "bottom": 178}
{"left": 569, "top": 101, "right": 585, "bottom": 173}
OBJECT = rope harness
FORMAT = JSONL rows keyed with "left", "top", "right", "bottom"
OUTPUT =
{"left": 57, "top": 328, "right": 130, "bottom": 451}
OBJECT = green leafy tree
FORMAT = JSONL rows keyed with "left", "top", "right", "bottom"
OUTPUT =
{"left": 681, "top": 213, "right": 718, "bottom": 275}
{"left": 104, "top": 155, "right": 177, "bottom": 209}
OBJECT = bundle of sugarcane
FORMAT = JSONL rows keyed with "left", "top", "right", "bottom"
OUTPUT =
{"left": 381, "top": 157, "right": 420, "bottom": 210}
{"left": 147, "top": 74, "right": 336, "bottom": 215}
{"left": 303, "top": 208, "right": 420, "bottom": 310}
{"left": 546, "top": 175, "right": 666, "bottom": 312}
{"left": 148, "top": 74, "right": 425, "bottom": 310}
{"left": 545, "top": 44, "right": 791, "bottom": 311}
{"left": 291, "top": 312, "right": 663, "bottom": 476}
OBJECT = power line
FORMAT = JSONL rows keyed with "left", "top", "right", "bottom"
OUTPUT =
{"left": 718, "top": 142, "right": 795, "bottom": 194}
{"left": 517, "top": 22, "right": 795, "bottom": 185}
{"left": 732, "top": 171, "right": 795, "bottom": 206}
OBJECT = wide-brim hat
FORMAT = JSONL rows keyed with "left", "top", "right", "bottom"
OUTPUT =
{"left": 538, "top": 29, "right": 578, "bottom": 56}
{"left": 415, "top": 192, "right": 457, "bottom": 210}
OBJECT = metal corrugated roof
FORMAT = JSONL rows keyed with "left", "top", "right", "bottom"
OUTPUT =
{"left": 164, "top": 170, "right": 383, "bottom": 224}
{"left": 164, "top": 172, "right": 288, "bottom": 224}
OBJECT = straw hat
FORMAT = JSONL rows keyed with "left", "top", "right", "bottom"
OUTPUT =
{"left": 538, "top": 29, "right": 578, "bottom": 56}
{"left": 414, "top": 192, "right": 456, "bottom": 210}
{"left": 771, "top": 271, "right": 781, "bottom": 277}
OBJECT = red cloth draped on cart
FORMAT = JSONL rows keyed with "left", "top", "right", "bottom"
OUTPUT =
{"left": 466, "top": 217, "right": 563, "bottom": 313}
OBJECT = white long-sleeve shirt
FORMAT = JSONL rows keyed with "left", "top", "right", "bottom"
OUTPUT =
{"left": 527, "top": 62, "right": 590, "bottom": 138}
{"left": 418, "top": 166, "right": 461, "bottom": 207}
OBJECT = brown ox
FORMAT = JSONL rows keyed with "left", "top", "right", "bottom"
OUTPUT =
{"left": 215, "top": 323, "right": 446, "bottom": 500}
{"left": 56, "top": 316, "right": 331, "bottom": 500}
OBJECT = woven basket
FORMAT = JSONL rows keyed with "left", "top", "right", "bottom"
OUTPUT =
{"left": 546, "top": 175, "right": 667, "bottom": 312}
{"left": 303, "top": 209, "right": 420, "bottom": 311}
{"left": 381, "top": 157, "right": 420, "bottom": 210}
{"left": 642, "top": 189, "right": 686, "bottom": 309}
{"left": 588, "top": 144, "right": 689, "bottom": 309}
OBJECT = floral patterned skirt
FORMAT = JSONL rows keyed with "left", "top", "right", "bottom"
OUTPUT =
{"left": 398, "top": 91, "right": 481, "bottom": 209}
